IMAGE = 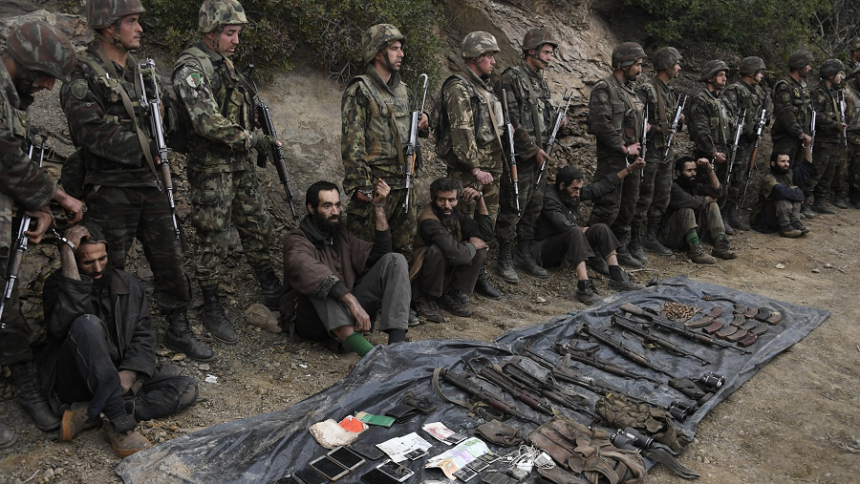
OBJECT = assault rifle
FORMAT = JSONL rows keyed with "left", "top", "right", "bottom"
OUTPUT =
{"left": 1, "top": 134, "right": 47, "bottom": 323}
{"left": 839, "top": 90, "right": 848, "bottom": 148}
{"left": 435, "top": 368, "right": 541, "bottom": 425}
{"left": 501, "top": 355, "right": 599, "bottom": 419}
{"left": 663, "top": 94, "right": 687, "bottom": 159}
{"left": 640, "top": 105, "right": 647, "bottom": 177}
{"left": 535, "top": 90, "right": 572, "bottom": 189}
{"left": 470, "top": 358, "right": 554, "bottom": 416}
{"left": 403, "top": 73, "right": 429, "bottom": 213}
{"left": 726, "top": 108, "right": 746, "bottom": 189}
{"left": 807, "top": 109, "right": 817, "bottom": 161}
{"left": 137, "top": 59, "right": 181, "bottom": 240}
{"left": 609, "top": 315, "right": 712, "bottom": 366}
{"left": 741, "top": 108, "right": 767, "bottom": 207}
{"left": 501, "top": 89, "right": 520, "bottom": 216}
{"left": 619, "top": 303, "right": 752, "bottom": 354}
{"left": 578, "top": 324, "right": 680, "bottom": 377}
{"left": 554, "top": 339, "right": 662, "bottom": 384}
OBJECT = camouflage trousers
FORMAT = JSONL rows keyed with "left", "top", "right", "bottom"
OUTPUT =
{"left": 812, "top": 142, "right": 843, "bottom": 202}
{"left": 632, "top": 154, "right": 673, "bottom": 229}
{"left": 83, "top": 186, "right": 190, "bottom": 314}
{"left": 447, "top": 168, "right": 502, "bottom": 228}
{"left": 347, "top": 188, "right": 416, "bottom": 256}
{"left": 188, "top": 168, "right": 272, "bottom": 288}
{"left": 496, "top": 158, "right": 545, "bottom": 243}
{"left": 587, "top": 153, "right": 640, "bottom": 241}
{"left": 0, "top": 255, "right": 31, "bottom": 366}
{"left": 659, "top": 203, "right": 725, "bottom": 250}
{"left": 725, "top": 141, "right": 754, "bottom": 209}
{"left": 844, "top": 142, "right": 860, "bottom": 201}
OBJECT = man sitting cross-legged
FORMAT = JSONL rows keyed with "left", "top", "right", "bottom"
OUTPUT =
{"left": 750, "top": 151, "right": 814, "bottom": 237}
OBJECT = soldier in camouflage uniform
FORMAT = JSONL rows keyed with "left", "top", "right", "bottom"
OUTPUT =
{"left": 848, "top": 37, "right": 860, "bottom": 71}
{"left": 435, "top": 31, "right": 503, "bottom": 299}
{"left": 632, "top": 47, "right": 683, "bottom": 260}
{"left": 61, "top": 0, "right": 213, "bottom": 362}
{"left": 585, "top": 42, "right": 647, "bottom": 269}
{"left": 0, "top": 22, "right": 83, "bottom": 445}
{"left": 808, "top": 59, "right": 848, "bottom": 214}
{"left": 720, "top": 56, "right": 770, "bottom": 230}
{"left": 843, "top": 65, "right": 860, "bottom": 207}
{"left": 772, "top": 50, "right": 815, "bottom": 217}
{"left": 491, "top": 28, "right": 559, "bottom": 283}
{"left": 342, "top": 24, "right": 428, "bottom": 259}
{"left": 172, "top": 0, "right": 282, "bottom": 345}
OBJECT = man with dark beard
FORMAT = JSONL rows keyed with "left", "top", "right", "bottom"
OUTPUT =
{"left": 750, "top": 152, "right": 814, "bottom": 237}
{"left": 409, "top": 178, "right": 493, "bottom": 322}
{"left": 534, "top": 165, "right": 644, "bottom": 305}
{"left": 660, "top": 156, "right": 736, "bottom": 263}
{"left": 282, "top": 179, "right": 410, "bottom": 357}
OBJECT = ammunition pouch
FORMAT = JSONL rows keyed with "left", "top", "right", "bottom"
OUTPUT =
{"left": 595, "top": 394, "right": 689, "bottom": 452}
{"left": 475, "top": 419, "right": 524, "bottom": 447}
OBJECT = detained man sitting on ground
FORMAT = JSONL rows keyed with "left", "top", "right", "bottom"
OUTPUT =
{"left": 534, "top": 165, "right": 644, "bottom": 305}
{"left": 750, "top": 151, "right": 813, "bottom": 237}
{"left": 410, "top": 178, "right": 493, "bottom": 322}
{"left": 41, "top": 225, "right": 198, "bottom": 457}
{"left": 282, "top": 180, "right": 410, "bottom": 357}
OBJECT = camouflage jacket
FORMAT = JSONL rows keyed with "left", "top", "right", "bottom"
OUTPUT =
{"left": 688, "top": 87, "right": 732, "bottom": 157}
{"left": 637, "top": 76, "right": 679, "bottom": 154}
{"left": 440, "top": 67, "right": 503, "bottom": 175}
{"left": 845, "top": 79, "right": 860, "bottom": 144}
{"left": 494, "top": 61, "right": 553, "bottom": 161}
{"left": 810, "top": 82, "right": 842, "bottom": 143}
{"left": 721, "top": 80, "right": 770, "bottom": 142}
{"left": 0, "top": 61, "right": 56, "bottom": 249}
{"left": 172, "top": 42, "right": 256, "bottom": 173}
{"left": 60, "top": 46, "right": 157, "bottom": 187}
{"left": 341, "top": 65, "right": 424, "bottom": 195}
{"left": 587, "top": 74, "right": 644, "bottom": 155}
{"left": 772, "top": 75, "right": 812, "bottom": 141}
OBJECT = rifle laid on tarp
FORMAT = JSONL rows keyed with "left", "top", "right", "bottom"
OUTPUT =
{"left": 501, "top": 89, "right": 520, "bottom": 216}
{"left": 403, "top": 73, "right": 429, "bottom": 213}
{"left": 555, "top": 339, "right": 662, "bottom": 384}
{"left": 609, "top": 315, "right": 712, "bottom": 366}
{"left": 535, "top": 90, "right": 572, "bottom": 189}
{"left": 469, "top": 358, "right": 554, "bottom": 417}
{"left": 432, "top": 368, "right": 541, "bottom": 425}
{"left": 499, "top": 355, "right": 599, "bottom": 419}
{"left": 619, "top": 303, "right": 752, "bottom": 354}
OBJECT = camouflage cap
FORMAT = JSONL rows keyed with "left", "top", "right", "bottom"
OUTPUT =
{"left": 461, "top": 31, "right": 500, "bottom": 58}
{"left": 198, "top": 0, "right": 248, "bottom": 34}
{"left": 788, "top": 50, "right": 814, "bottom": 70}
{"left": 739, "top": 56, "right": 766, "bottom": 76}
{"left": 87, "top": 0, "right": 146, "bottom": 30}
{"left": 7, "top": 22, "right": 77, "bottom": 83}
{"left": 612, "top": 42, "right": 646, "bottom": 68}
{"left": 851, "top": 37, "right": 860, "bottom": 52}
{"left": 819, "top": 58, "right": 845, "bottom": 78}
{"left": 522, "top": 28, "right": 558, "bottom": 52}
{"left": 652, "top": 47, "right": 682, "bottom": 71}
{"left": 699, "top": 59, "right": 729, "bottom": 81}
{"left": 361, "top": 24, "right": 405, "bottom": 65}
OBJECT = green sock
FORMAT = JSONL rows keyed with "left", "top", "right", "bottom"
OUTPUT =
{"left": 714, "top": 234, "right": 726, "bottom": 242}
{"left": 685, "top": 231, "right": 700, "bottom": 246}
{"left": 344, "top": 332, "right": 374, "bottom": 357}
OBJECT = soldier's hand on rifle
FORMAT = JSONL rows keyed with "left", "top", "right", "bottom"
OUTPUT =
{"left": 53, "top": 188, "right": 83, "bottom": 224}
{"left": 625, "top": 142, "right": 641, "bottom": 157}
{"left": 372, "top": 178, "right": 390, "bottom": 205}
{"left": 535, "top": 149, "right": 550, "bottom": 165}
{"left": 64, "top": 224, "right": 90, "bottom": 250}
{"left": 473, "top": 168, "right": 493, "bottom": 185}
{"left": 23, "top": 207, "right": 53, "bottom": 244}
{"left": 418, "top": 112, "right": 429, "bottom": 131}
{"left": 469, "top": 236, "right": 489, "bottom": 251}
{"left": 713, "top": 152, "right": 727, "bottom": 164}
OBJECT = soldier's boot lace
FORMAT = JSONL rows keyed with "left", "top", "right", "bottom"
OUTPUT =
{"left": 495, "top": 240, "right": 519, "bottom": 284}
{"left": 513, "top": 239, "right": 547, "bottom": 278}
{"left": 474, "top": 265, "right": 501, "bottom": 300}
{"left": 642, "top": 221, "right": 673, "bottom": 256}
{"left": 201, "top": 285, "right": 239, "bottom": 344}
{"left": 687, "top": 243, "right": 716, "bottom": 264}
{"left": 627, "top": 227, "right": 649, "bottom": 263}
{"left": 165, "top": 312, "right": 215, "bottom": 362}
{"left": 11, "top": 360, "right": 61, "bottom": 431}
{"left": 255, "top": 268, "right": 284, "bottom": 311}
{"left": 727, "top": 204, "right": 750, "bottom": 231}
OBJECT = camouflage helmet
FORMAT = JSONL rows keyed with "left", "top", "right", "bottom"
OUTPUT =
{"left": 87, "top": 0, "right": 146, "bottom": 30}
{"left": 361, "top": 24, "right": 405, "bottom": 65}
{"left": 611, "top": 42, "right": 646, "bottom": 68}
{"left": 198, "top": 0, "right": 248, "bottom": 34}
{"left": 7, "top": 22, "right": 77, "bottom": 83}
{"left": 850, "top": 37, "right": 860, "bottom": 52}
{"left": 739, "top": 56, "right": 766, "bottom": 76}
{"left": 652, "top": 47, "right": 682, "bottom": 71}
{"left": 699, "top": 59, "right": 729, "bottom": 81}
{"left": 522, "top": 28, "right": 558, "bottom": 52}
{"left": 788, "top": 50, "right": 814, "bottom": 70}
{"left": 461, "top": 31, "right": 500, "bottom": 59}
{"left": 819, "top": 58, "right": 845, "bottom": 78}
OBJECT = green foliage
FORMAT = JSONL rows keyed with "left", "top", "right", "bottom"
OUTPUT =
{"left": 141, "top": 0, "right": 441, "bottom": 88}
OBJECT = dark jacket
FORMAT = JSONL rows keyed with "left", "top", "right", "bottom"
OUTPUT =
{"left": 535, "top": 173, "right": 622, "bottom": 240}
{"left": 665, "top": 178, "right": 721, "bottom": 219}
{"left": 409, "top": 204, "right": 493, "bottom": 279}
{"left": 751, "top": 160, "right": 816, "bottom": 232}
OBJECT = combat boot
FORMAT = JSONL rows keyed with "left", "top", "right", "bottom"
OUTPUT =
{"left": 800, "top": 202, "right": 816, "bottom": 219}
{"left": 811, "top": 198, "right": 835, "bottom": 214}
{"left": 200, "top": 285, "right": 239, "bottom": 344}
{"left": 105, "top": 416, "right": 150, "bottom": 458}
{"left": 11, "top": 361, "right": 60, "bottom": 431}
{"left": 574, "top": 280, "right": 603, "bottom": 306}
{"left": 474, "top": 266, "right": 501, "bottom": 300}
{"left": 833, "top": 196, "right": 848, "bottom": 209}
{"left": 607, "top": 270, "right": 645, "bottom": 292}
{"left": 495, "top": 240, "right": 519, "bottom": 284}
{"left": 614, "top": 242, "right": 642, "bottom": 269}
{"left": 164, "top": 312, "right": 215, "bottom": 362}
{"left": 627, "top": 227, "right": 648, "bottom": 264}
{"left": 727, "top": 205, "right": 750, "bottom": 231}
{"left": 413, "top": 295, "right": 443, "bottom": 323}
{"left": 711, "top": 237, "right": 737, "bottom": 260}
{"left": 513, "top": 239, "right": 547, "bottom": 278}
{"left": 587, "top": 256, "right": 610, "bottom": 276}
{"left": 721, "top": 214, "right": 735, "bottom": 235}
{"left": 790, "top": 218, "right": 810, "bottom": 234}
{"left": 255, "top": 268, "right": 283, "bottom": 311}
{"left": 60, "top": 402, "right": 99, "bottom": 442}
{"left": 779, "top": 224, "right": 802, "bottom": 238}
{"left": 687, "top": 243, "right": 715, "bottom": 264}
{"left": 642, "top": 222, "right": 672, "bottom": 256}
{"left": 0, "top": 421, "right": 16, "bottom": 450}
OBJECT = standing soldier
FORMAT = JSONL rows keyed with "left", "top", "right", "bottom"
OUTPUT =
{"left": 586, "top": 42, "right": 647, "bottom": 268}
{"left": 843, "top": 65, "right": 860, "bottom": 208}
{"left": 808, "top": 59, "right": 847, "bottom": 214}
{"left": 435, "top": 31, "right": 503, "bottom": 299}
{"left": 172, "top": 0, "right": 282, "bottom": 345}
{"left": 847, "top": 37, "right": 860, "bottom": 70}
{"left": 720, "top": 56, "right": 770, "bottom": 230}
{"left": 632, "top": 47, "right": 683, "bottom": 260}
{"left": 0, "top": 22, "right": 83, "bottom": 445}
{"left": 61, "top": 0, "right": 213, "bottom": 362}
{"left": 772, "top": 50, "right": 815, "bottom": 217}
{"left": 492, "top": 27, "right": 559, "bottom": 283}
{"left": 342, "top": 24, "right": 428, "bottom": 255}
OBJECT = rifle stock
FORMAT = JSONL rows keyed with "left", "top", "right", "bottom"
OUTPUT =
{"left": 501, "top": 89, "right": 520, "bottom": 216}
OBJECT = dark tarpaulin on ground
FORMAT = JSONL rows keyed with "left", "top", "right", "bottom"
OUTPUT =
{"left": 116, "top": 276, "right": 829, "bottom": 484}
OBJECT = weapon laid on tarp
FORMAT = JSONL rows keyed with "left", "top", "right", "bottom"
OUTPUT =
{"left": 137, "top": 58, "right": 181, "bottom": 240}
{"left": 610, "top": 315, "right": 712, "bottom": 366}
{"left": 1, "top": 134, "right": 47, "bottom": 324}
{"left": 555, "top": 339, "right": 662, "bottom": 384}
{"left": 403, "top": 73, "right": 429, "bottom": 213}
{"left": 610, "top": 427, "right": 700, "bottom": 480}
{"left": 469, "top": 358, "right": 554, "bottom": 417}
{"left": 432, "top": 368, "right": 542, "bottom": 425}
{"left": 839, "top": 89, "right": 848, "bottom": 148}
{"left": 501, "top": 89, "right": 520, "bottom": 216}
{"left": 535, "top": 90, "right": 572, "bottom": 189}
{"left": 741, "top": 108, "right": 767, "bottom": 207}
{"left": 664, "top": 94, "right": 687, "bottom": 159}
{"left": 619, "top": 303, "right": 752, "bottom": 354}
{"left": 726, "top": 108, "right": 746, "bottom": 189}
{"left": 499, "top": 355, "right": 599, "bottom": 420}
{"left": 578, "top": 324, "right": 680, "bottom": 377}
